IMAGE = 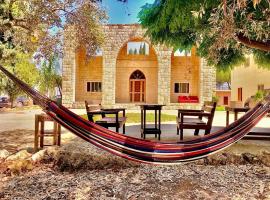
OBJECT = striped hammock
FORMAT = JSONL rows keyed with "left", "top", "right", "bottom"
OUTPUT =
{"left": 1, "top": 65, "right": 270, "bottom": 164}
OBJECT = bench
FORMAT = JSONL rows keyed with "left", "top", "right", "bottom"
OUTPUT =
{"left": 176, "top": 101, "right": 217, "bottom": 140}
{"left": 85, "top": 101, "right": 127, "bottom": 134}
{"left": 178, "top": 96, "right": 199, "bottom": 103}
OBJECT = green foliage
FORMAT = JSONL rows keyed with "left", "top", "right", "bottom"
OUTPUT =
{"left": 216, "top": 68, "right": 231, "bottom": 89}
{"left": 38, "top": 55, "right": 62, "bottom": 98}
{"left": 212, "top": 94, "right": 219, "bottom": 103}
{"left": 139, "top": 0, "right": 270, "bottom": 70}
{"left": 254, "top": 90, "right": 267, "bottom": 101}
{"left": 82, "top": 113, "right": 176, "bottom": 123}
{"left": 216, "top": 106, "right": 225, "bottom": 111}
{"left": 0, "top": 0, "right": 108, "bottom": 60}
{"left": 253, "top": 50, "right": 270, "bottom": 69}
{"left": 0, "top": 53, "right": 39, "bottom": 107}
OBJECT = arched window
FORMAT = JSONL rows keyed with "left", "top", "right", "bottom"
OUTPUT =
{"left": 130, "top": 70, "right": 145, "bottom": 79}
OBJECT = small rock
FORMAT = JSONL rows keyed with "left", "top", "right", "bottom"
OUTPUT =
{"left": 31, "top": 149, "right": 47, "bottom": 163}
{"left": 0, "top": 149, "right": 11, "bottom": 160}
{"left": 6, "top": 150, "right": 32, "bottom": 161}
{"left": 259, "top": 151, "right": 270, "bottom": 167}
{"left": 242, "top": 153, "right": 260, "bottom": 164}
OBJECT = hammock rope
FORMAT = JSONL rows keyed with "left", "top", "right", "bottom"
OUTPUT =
{"left": 1, "top": 65, "right": 270, "bottom": 164}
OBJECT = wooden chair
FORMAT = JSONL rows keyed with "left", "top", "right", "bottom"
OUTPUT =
{"left": 176, "top": 101, "right": 217, "bottom": 140}
{"left": 85, "top": 101, "right": 127, "bottom": 134}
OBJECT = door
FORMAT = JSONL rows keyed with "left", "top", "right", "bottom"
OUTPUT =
{"left": 223, "top": 96, "right": 228, "bottom": 105}
{"left": 129, "top": 70, "right": 146, "bottom": 102}
{"left": 238, "top": 88, "right": 243, "bottom": 101}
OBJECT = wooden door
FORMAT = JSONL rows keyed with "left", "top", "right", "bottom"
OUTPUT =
{"left": 130, "top": 80, "right": 145, "bottom": 102}
{"left": 224, "top": 96, "right": 228, "bottom": 105}
{"left": 238, "top": 88, "right": 243, "bottom": 101}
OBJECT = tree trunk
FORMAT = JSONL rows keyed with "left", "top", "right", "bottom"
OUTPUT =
{"left": 10, "top": 97, "right": 13, "bottom": 108}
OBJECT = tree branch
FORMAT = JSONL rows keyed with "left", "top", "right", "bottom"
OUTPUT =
{"left": 236, "top": 33, "right": 270, "bottom": 52}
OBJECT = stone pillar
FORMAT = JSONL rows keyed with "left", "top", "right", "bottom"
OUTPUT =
{"left": 157, "top": 49, "right": 172, "bottom": 105}
{"left": 62, "top": 29, "right": 76, "bottom": 108}
{"left": 200, "top": 59, "right": 216, "bottom": 103}
{"left": 102, "top": 52, "right": 117, "bottom": 106}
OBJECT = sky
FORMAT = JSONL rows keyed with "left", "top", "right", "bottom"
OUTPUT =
{"left": 102, "top": 0, "right": 155, "bottom": 24}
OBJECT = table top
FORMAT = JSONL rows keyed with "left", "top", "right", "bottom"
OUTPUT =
{"left": 225, "top": 106, "right": 250, "bottom": 112}
{"left": 138, "top": 104, "right": 165, "bottom": 110}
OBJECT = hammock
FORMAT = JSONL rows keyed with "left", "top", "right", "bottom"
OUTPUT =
{"left": 1, "top": 65, "right": 270, "bottom": 164}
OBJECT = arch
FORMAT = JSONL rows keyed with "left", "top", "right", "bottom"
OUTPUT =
{"left": 116, "top": 38, "right": 158, "bottom": 60}
{"left": 130, "top": 70, "right": 146, "bottom": 80}
{"left": 115, "top": 38, "right": 159, "bottom": 104}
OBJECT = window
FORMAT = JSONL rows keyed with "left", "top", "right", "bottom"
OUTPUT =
{"left": 258, "top": 84, "right": 264, "bottom": 91}
{"left": 174, "top": 49, "right": 191, "bottom": 57}
{"left": 87, "top": 82, "right": 102, "bottom": 92}
{"left": 174, "top": 83, "right": 189, "bottom": 93}
{"left": 127, "top": 42, "right": 149, "bottom": 55}
{"left": 94, "top": 48, "right": 102, "bottom": 56}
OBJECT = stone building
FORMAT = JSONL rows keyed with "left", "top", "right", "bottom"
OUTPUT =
{"left": 62, "top": 24, "right": 216, "bottom": 109}
{"left": 231, "top": 55, "right": 270, "bottom": 104}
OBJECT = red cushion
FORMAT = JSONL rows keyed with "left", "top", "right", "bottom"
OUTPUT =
{"left": 178, "top": 96, "right": 199, "bottom": 103}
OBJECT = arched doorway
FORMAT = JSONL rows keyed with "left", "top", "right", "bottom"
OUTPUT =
{"left": 129, "top": 70, "right": 146, "bottom": 102}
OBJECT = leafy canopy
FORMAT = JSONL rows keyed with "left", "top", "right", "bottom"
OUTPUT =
{"left": 0, "top": 0, "right": 108, "bottom": 60}
{"left": 139, "top": 0, "right": 270, "bottom": 70}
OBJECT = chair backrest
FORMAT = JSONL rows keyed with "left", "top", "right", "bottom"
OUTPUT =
{"left": 202, "top": 101, "right": 217, "bottom": 126}
{"left": 85, "top": 101, "right": 102, "bottom": 122}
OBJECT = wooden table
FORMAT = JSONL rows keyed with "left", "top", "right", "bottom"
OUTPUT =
{"left": 139, "top": 104, "right": 164, "bottom": 140}
{"left": 225, "top": 106, "right": 250, "bottom": 126}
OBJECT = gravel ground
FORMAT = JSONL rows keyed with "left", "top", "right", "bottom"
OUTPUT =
{"left": 1, "top": 138, "right": 270, "bottom": 200}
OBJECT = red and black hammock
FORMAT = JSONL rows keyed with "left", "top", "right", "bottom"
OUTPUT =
{"left": 1, "top": 65, "right": 270, "bottom": 164}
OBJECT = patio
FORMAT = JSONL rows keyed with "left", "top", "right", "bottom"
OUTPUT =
{"left": 1, "top": 108, "right": 270, "bottom": 153}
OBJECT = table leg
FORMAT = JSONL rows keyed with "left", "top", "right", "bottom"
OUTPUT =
{"left": 155, "top": 110, "right": 157, "bottom": 138}
{"left": 53, "top": 122, "right": 57, "bottom": 145}
{"left": 57, "top": 124, "right": 61, "bottom": 146}
{"left": 40, "top": 120, "right": 44, "bottom": 149}
{"left": 34, "top": 115, "right": 39, "bottom": 152}
{"left": 234, "top": 111, "right": 238, "bottom": 121}
{"left": 143, "top": 109, "right": 146, "bottom": 139}
{"left": 226, "top": 110, "right": 229, "bottom": 126}
{"left": 158, "top": 109, "right": 161, "bottom": 140}
{"left": 141, "top": 109, "right": 143, "bottom": 138}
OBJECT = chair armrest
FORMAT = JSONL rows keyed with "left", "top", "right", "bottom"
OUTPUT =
{"left": 87, "top": 110, "right": 120, "bottom": 115}
{"left": 181, "top": 112, "right": 211, "bottom": 117}
{"left": 101, "top": 108, "right": 126, "bottom": 116}
{"left": 178, "top": 109, "right": 202, "bottom": 113}
{"left": 177, "top": 109, "right": 202, "bottom": 118}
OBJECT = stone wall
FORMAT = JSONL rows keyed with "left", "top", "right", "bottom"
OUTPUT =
{"left": 101, "top": 24, "right": 172, "bottom": 107}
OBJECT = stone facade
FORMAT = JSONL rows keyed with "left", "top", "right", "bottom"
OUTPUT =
{"left": 62, "top": 24, "right": 216, "bottom": 109}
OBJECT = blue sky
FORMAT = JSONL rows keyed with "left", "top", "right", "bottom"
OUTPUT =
{"left": 102, "top": 0, "right": 155, "bottom": 24}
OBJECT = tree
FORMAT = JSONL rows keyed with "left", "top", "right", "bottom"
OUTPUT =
{"left": 142, "top": 43, "right": 146, "bottom": 55}
{"left": 139, "top": 0, "right": 270, "bottom": 70}
{"left": 0, "top": 53, "right": 39, "bottom": 107}
{"left": 0, "top": 0, "right": 108, "bottom": 61}
{"left": 139, "top": 44, "right": 143, "bottom": 54}
{"left": 216, "top": 68, "right": 231, "bottom": 89}
{"left": 134, "top": 48, "right": 138, "bottom": 55}
{"left": 39, "top": 55, "right": 62, "bottom": 98}
{"left": 129, "top": 48, "right": 134, "bottom": 55}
